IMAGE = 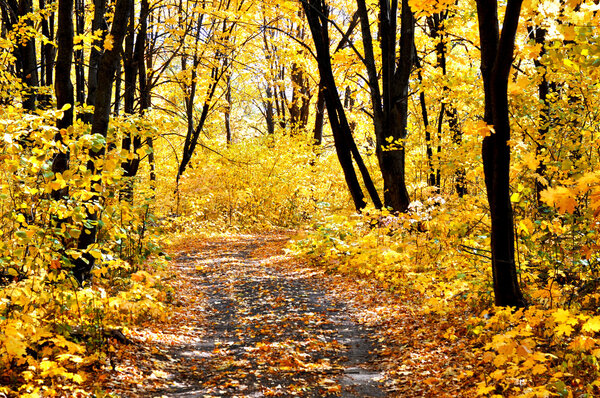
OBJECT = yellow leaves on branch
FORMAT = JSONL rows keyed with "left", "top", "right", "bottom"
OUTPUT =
{"left": 465, "top": 120, "right": 495, "bottom": 138}
{"left": 540, "top": 187, "right": 576, "bottom": 213}
{"left": 408, "top": 0, "right": 455, "bottom": 17}
{"left": 540, "top": 172, "right": 600, "bottom": 216}
{"left": 477, "top": 306, "right": 600, "bottom": 397}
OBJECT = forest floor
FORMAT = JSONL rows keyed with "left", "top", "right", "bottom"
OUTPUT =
{"left": 96, "top": 233, "right": 479, "bottom": 397}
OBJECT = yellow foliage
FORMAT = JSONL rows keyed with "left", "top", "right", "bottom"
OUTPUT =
{"left": 541, "top": 186, "right": 577, "bottom": 213}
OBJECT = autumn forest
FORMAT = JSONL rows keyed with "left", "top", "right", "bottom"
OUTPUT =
{"left": 0, "top": 0, "right": 599, "bottom": 395}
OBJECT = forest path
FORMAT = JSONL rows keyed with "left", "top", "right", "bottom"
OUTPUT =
{"left": 102, "top": 233, "right": 387, "bottom": 397}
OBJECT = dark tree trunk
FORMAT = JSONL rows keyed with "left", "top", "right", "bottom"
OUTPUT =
{"left": 138, "top": 0, "right": 151, "bottom": 114}
{"left": 39, "top": 0, "right": 55, "bottom": 108}
{"left": 74, "top": 0, "right": 85, "bottom": 104}
{"left": 289, "top": 15, "right": 310, "bottom": 133}
{"left": 177, "top": 12, "right": 222, "bottom": 183}
{"left": 427, "top": 12, "right": 464, "bottom": 194}
{"left": 121, "top": 0, "right": 149, "bottom": 202}
{"left": 51, "top": 0, "right": 74, "bottom": 200}
{"left": 449, "top": 106, "right": 467, "bottom": 196}
{"left": 17, "top": 0, "right": 38, "bottom": 110}
{"left": 290, "top": 61, "right": 310, "bottom": 133}
{"left": 312, "top": 82, "right": 325, "bottom": 146}
{"left": 276, "top": 67, "right": 287, "bottom": 130}
{"left": 265, "top": 83, "right": 275, "bottom": 135}
{"left": 476, "top": 0, "right": 526, "bottom": 308}
{"left": 143, "top": 11, "right": 155, "bottom": 188}
{"left": 225, "top": 72, "right": 232, "bottom": 144}
{"left": 381, "top": 0, "right": 413, "bottom": 212}
{"left": 83, "top": 0, "right": 107, "bottom": 124}
{"left": 356, "top": 0, "right": 412, "bottom": 212}
{"left": 415, "top": 53, "right": 435, "bottom": 187}
{"left": 303, "top": 0, "right": 382, "bottom": 210}
{"left": 74, "top": 0, "right": 131, "bottom": 283}
{"left": 532, "top": 26, "right": 549, "bottom": 206}
{"left": 177, "top": 66, "right": 220, "bottom": 181}
{"left": 123, "top": 0, "right": 136, "bottom": 115}
{"left": 113, "top": 62, "right": 122, "bottom": 116}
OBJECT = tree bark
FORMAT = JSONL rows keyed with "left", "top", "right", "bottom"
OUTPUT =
{"left": 532, "top": 26, "right": 549, "bottom": 206}
{"left": 476, "top": 0, "right": 526, "bottom": 307}
{"left": 312, "top": 82, "right": 325, "bottom": 146}
{"left": 303, "top": 0, "right": 382, "bottom": 210}
{"left": 121, "top": 0, "right": 149, "bottom": 202}
{"left": 73, "top": 0, "right": 131, "bottom": 283}
{"left": 52, "top": 0, "right": 74, "bottom": 200}
{"left": 17, "top": 0, "right": 38, "bottom": 110}
{"left": 83, "top": 0, "right": 107, "bottom": 124}
{"left": 39, "top": 0, "right": 55, "bottom": 108}
{"left": 357, "top": 0, "right": 412, "bottom": 212}
{"left": 74, "top": 0, "right": 85, "bottom": 104}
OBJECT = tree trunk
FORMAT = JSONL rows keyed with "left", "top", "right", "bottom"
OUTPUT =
{"left": 113, "top": 62, "right": 122, "bottom": 116}
{"left": 83, "top": 0, "right": 107, "bottom": 124}
{"left": 476, "top": 0, "right": 526, "bottom": 307}
{"left": 121, "top": 0, "right": 149, "bottom": 202}
{"left": 303, "top": 0, "right": 382, "bottom": 210}
{"left": 357, "top": 0, "right": 412, "bottom": 212}
{"left": 73, "top": 0, "right": 131, "bottom": 283}
{"left": 74, "top": 0, "right": 85, "bottom": 104}
{"left": 39, "top": 0, "right": 55, "bottom": 108}
{"left": 16, "top": 0, "right": 38, "bottom": 110}
{"left": 225, "top": 72, "right": 232, "bottom": 144}
{"left": 532, "top": 26, "right": 549, "bottom": 206}
{"left": 52, "top": 0, "right": 74, "bottom": 200}
{"left": 427, "top": 12, "right": 464, "bottom": 194}
{"left": 415, "top": 53, "right": 435, "bottom": 187}
{"left": 265, "top": 83, "right": 275, "bottom": 135}
{"left": 312, "top": 82, "right": 325, "bottom": 146}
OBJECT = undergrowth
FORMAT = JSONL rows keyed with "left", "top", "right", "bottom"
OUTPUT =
{"left": 292, "top": 190, "right": 600, "bottom": 397}
{"left": 0, "top": 108, "right": 171, "bottom": 397}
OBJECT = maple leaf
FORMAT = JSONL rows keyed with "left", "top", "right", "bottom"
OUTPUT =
{"left": 582, "top": 317, "right": 600, "bottom": 333}
{"left": 554, "top": 323, "right": 574, "bottom": 338}
{"left": 540, "top": 186, "right": 577, "bottom": 213}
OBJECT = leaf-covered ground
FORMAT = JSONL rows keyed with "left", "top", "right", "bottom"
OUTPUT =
{"left": 96, "top": 233, "right": 479, "bottom": 397}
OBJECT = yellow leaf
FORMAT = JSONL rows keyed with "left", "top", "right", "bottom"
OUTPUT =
{"left": 516, "top": 344, "right": 532, "bottom": 358}
{"left": 553, "top": 308, "right": 573, "bottom": 323}
{"left": 39, "top": 360, "right": 57, "bottom": 372}
{"left": 89, "top": 249, "right": 103, "bottom": 260}
{"left": 493, "top": 354, "right": 507, "bottom": 367}
{"left": 569, "top": 336, "right": 596, "bottom": 351}
{"left": 521, "top": 151, "right": 539, "bottom": 170}
{"left": 562, "top": 26, "right": 576, "bottom": 41}
{"left": 476, "top": 382, "right": 496, "bottom": 395}
{"left": 540, "top": 186, "right": 577, "bottom": 214}
{"left": 583, "top": 317, "right": 600, "bottom": 333}
{"left": 104, "top": 34, "right": 114, "bottom": 51}
{"left": 4, "top": 324, "right": 27, "bottom": 358}
{"left": 554, "top": 323, "right": 574, "bottom": 338}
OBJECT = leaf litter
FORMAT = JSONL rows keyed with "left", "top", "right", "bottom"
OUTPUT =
{"left": 96, "top": 233, "right": 478, "bottom": 397}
